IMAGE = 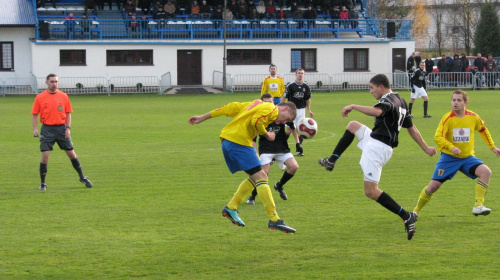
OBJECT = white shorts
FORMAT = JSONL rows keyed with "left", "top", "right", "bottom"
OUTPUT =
{"left": 411, "top": 85, "right": 428, "bottom": 99}
{"left": 355, "top": 125, "right": 393, "bottom": 183}
{"left": 293, "top": 108, "right": 306, "bottom": 127}
{"left": 260, "top": 153, "right": 294, "bottom": 171}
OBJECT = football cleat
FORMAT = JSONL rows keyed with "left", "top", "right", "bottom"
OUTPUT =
{"left": 80, "top": 177, "right": 93, "bottom": 188}
{"left": 273, "top": 183, "right": 288, "bottom": 200}
{"left": 222, "top": 206, "right": 245, "bottom": 226}
{"left": 318, "top": 157, "right": 335, "bottom": 171}
{"left": 268, "top": 219, "right": 296, "bottom": 233}
{"left": 472, "top": 205, "right": 491, "bottom": 216}
{"left": 246, "top": 196, "right": 256, "bottom": 205}
{"left": 423, "top": 114, "right": 432, "bottom": 118}
{"left": 404, "top": 212, "right": 418, "bottom": 240}
{"left": 39, "top": 183, "right": 47, "bottom": 191}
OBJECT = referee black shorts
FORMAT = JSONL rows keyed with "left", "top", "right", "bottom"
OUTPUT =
{"left": 39, "top": 124, "right": 74, "bottom": 152}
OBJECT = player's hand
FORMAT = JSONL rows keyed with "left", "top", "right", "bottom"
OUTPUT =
{"left": 33, "top": 129, "right": 39, "bottom": 138}
{"left": 492, "top": 147, "right": 500, "bottom": 156}
{"left": 425, "top": 147, "right": 436, "bottom": 156}
{"left": 264, "top": 132, "right": 276, "bottom": 141}
{"left": 451, "top": 147, "right": 461, "bottom": 155}
{"left": 65, "top": 128, "right": 71, "bottom": 139}
{"left": 188, "top": 116, "right": 202, "bottom": 124}
{"left": 309, "top": 111, "right": 314, "bottom": 118}
{"left": 341, "top": 105, "right": 354, "bottom": 117}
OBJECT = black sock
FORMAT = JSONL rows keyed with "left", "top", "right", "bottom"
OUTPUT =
{"left": 299, "top": 137, "right": 303, "bottom": 145}
{"left": 278, "top": 171, "right": 294, "bottom": 188}
{"left": 409, "top": 102, "right": 413, "bottom": 115}
{"left": 424, "top": 101, "right": 428, "bottom": 115}
{"left": 376, "top": 192, "right": 409, "bottom": 220}
{"left": 71, "top": 158, "right": 85, "bottom": 179}
{"left": 328, "top": 130, "right": 355, "bottom": 162}
{"left": 40, "top": 163, "right": 47, "bottom": 184}
{"left": 251, "top": 188, "right": 257, "bottom": 198}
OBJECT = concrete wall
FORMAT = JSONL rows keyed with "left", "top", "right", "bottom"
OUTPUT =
{"left": 0, "top": 27, "right": 35, "bottom": 80}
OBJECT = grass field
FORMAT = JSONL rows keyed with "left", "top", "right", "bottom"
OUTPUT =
{"left": 0, "top": 89, "right": 499, "bottom": 279}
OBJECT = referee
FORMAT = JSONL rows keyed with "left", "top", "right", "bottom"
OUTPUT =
{"left": 31, "top": 74, "right": 92, "bottom": 191}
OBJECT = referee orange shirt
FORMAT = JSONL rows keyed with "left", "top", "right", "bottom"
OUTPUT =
{"left": 31, "top": 90, "right": 73, "bottom": 125}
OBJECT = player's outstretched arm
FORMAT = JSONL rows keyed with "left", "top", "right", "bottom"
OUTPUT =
{"left": 342, "top": 104, "right": 382, "bottom": 118}
{"left": 492, "top": 147, "right": 500, "bottom": 156}
{"left": 407, "top": 125, "right": 436, "bottom": 156}
{"left": 188, "top": 112, "right": 212, "bottom": 125}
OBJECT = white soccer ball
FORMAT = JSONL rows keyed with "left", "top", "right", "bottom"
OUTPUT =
{"left": 297, "top": 118, "right": 318, "bottom": 139}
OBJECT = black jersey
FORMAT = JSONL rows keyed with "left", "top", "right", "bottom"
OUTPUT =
{"left": 284, "top": 81, "right": 312, "bottom": 109}
{"left": 258, "top": 122, "right": 295, "bottom": 154}
{"left": 371, "top": 92, "right": 413, "bottom": 148}
{"left": 411, "top": 68, "right": 426, "bottom": 89}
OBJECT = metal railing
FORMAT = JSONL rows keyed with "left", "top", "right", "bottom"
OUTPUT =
{"left": 159, "top": 72, "right": 172, "bottom": 93}
{"left": 212, "top": 71, "right": 232, "bottom": 91}
{"left": 35, "top": 18, "right": 412, "bottom": 41}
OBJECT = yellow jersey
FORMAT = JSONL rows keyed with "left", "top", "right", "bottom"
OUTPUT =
{"left": 434, "top": 109, "right": 495, "bottom": 158}
{"left": 261, "top": 75, "right": 285, "bottom": 98}
{"left": 210, "top": 100, "right": 278, "bottom": 147}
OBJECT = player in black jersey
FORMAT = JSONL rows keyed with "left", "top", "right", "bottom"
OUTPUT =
{"left": 284, "top": 68, "right": 314, "bottom": 156}
{"left": 247, "top": 95, "right": 300, "bottom": 204}
{"left": 318, "top": 74, "right": 436, "bottom": 240}
{"left": 410, "top": 61, "right": 431, "bottom": 118}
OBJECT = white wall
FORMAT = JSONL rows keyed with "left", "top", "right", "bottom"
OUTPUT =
{"left": 0, "top": 27, "right": 35, "bottom": 80}
{"left": 30, "top": 40, "right": 415, "bottom": 86}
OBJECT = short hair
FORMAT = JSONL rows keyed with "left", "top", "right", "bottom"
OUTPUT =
{"left": 261, "top": 93, "right": 273, "bottom": 100}
{"left": 277, "top": 101, "right": 297, "bottom": 120}
{"left": 369, "top": 74, "right": 391, "bottom": 89}
{"left": 46, "top": 73, "right": 57, "bottom": 81}
{"left": 295, "top": 68, "right": 305, "bottom": 74}
{"left": 269, "top": 64, "right": 277, "bottom": 70}
{"left": 452, "top": 89, "right": 468, "bottom": 102}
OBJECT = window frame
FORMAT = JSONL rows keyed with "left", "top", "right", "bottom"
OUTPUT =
{"left": 60, "top": 49, "right": 87, "bottom": 66}
{"left": 106, "top": 49, "right": 154, "bottom": 66}
{"left": 290, "top": 49, "right": 317, "bottom": 72}
{"left": 343, "top": 48, "right": 369, "bottom": 72}
{"left": 226, "top": 49, "right": 272, "bottom": 65}
{"left": 0, "top": 42, "right": 14, "bottom": 71}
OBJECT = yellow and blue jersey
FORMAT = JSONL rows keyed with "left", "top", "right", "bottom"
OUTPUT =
{"left": 435, "top": 109, "right": 495, "bottom": 158}
{"left": 210, "top": 100, "right": 278, "bottom": 147}
{"left": 261, "top": 76, "right": 285, "bottom": 98}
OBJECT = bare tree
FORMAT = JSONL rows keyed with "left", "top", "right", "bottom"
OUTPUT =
{"left": 428, "top": 0, "right": 448, "bottom": 55}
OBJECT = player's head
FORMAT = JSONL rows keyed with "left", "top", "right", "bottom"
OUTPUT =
{"left": 46, "top": 74, "right": 59, "bottom": 91}
{"left": 295, "top": 68, "right": 305, "bottom": 81}
{"left": 269, "top": 64, "right": 277, "bottom": 75}
{"left": 419, "top": 61, "right": 425, "bottom": 69}
{"left": 369, "top": 74, "right": 391, "bottom": 99}
{"left": 261, "top": 93, "right": 273, "bottom": 103}
{"left": 451, "top": 90, "right": 468, "bottom": 111}
{"left": 275, "top": 102, "right": 297, "bottom": 124}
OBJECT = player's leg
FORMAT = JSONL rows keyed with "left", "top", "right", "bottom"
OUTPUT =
{"left": 319, "top": 121, "right": 363, "bottom": 171}
{"left": 39, "top": 151, "right": 51, "bottom": 190}
{"left": 472, "top": 164, "right": 492, "bottom": 216}
{"left": 422, "top": 94, "right": 431, "bottom": 118}
{"left": 38, "top": 125, "right": 56, "bottom": 190}
{"left": 293, "top": 108, "right": 306, "bottom": 156}
{"left": 413, "top": 180, "right": 442, "bottom": 214}
{"left": 246, "top": 163, "right": 270, "bottom": 205}
{"left": 274, "top": 156, "right": 298, "bottom": 200}
{"left": 409, "top": 98, "right": 415, "bottom": 117}
{"left": 64, "top": 148, "right": 93, "bottom": 188}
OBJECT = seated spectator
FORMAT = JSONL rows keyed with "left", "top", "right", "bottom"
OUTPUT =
{"left": 177, "top": 0, "right": 190, "bottom": 14}
{"left": 303, "top": 5, "right": 316, "bottom": 27}
{"left": 80, "top": 13, "right": 91, "bottom": 37}
{"left": 124, "top": 0, "right": 137, "bottom": 16}
{"left": 191, "top": 1, "right": 200, "bottom": 16}
{"left": 140, "top": 13, "right": 150, "bottom": 37}
{"left": 339, "top": 5, "right": 349, "bottom": 28}
{"left": 164, "top": 0, "right": 176, "bottom": 18}
{"left": 256, "top": 1, "right": 266, "bottom": 19}
{"left": 64, "top": 13, "right": 77, "bottom": 38}
{"left": 154, "top": 6, "right": 168, "bottom": 26}
{"left": 349, "top": 7, "right": 358, "bottom": 28}
{"left": 199, "top": 0, "right": 211, "bottom": 19}
{"left": 152, "top": 0, "right": 163, "bottom": 15}
{"left": 265, "top": 0, "right": 276, "bottom": 19}
{"left": 228, "top": 0, "right": 240, "bottom": 19}
{"left": 212, "top": 6, "right": 223, "bottom": 20}
{"left": 223, "top": 7, "right": 234, "bottom": 20}
{"left": 293, "top": 5, "right": 303, "bottom": 20}
{"left": 238, "top": 0, "right": 249, "bottom": 19}
{"left": 248, "top": 6, "right": 258, "bottom": 20}
{"left": 290, "top": 1, "right": 298, "bottom": 14}
{"left": 129, "top": 14, "right": 139, "bottom": 37}
{"left": 136, "top": 0, "right": 152, "bottom": 15}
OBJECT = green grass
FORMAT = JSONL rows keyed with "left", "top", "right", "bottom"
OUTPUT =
{"left": 0, "top": 90, "right": 499, "bottom": 279}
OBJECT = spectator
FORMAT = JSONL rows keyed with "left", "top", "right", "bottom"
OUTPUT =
{"left": 64, "top": 12, "right": 77, "bottom": 39}
{"left": 248, "top": 6, "right": 258, "bottom": 19}
{"left": 486, "top": 64, "right": 497, "bottom": 90}
{"left": 424, "top": 55, "right": 434, "bottom": 76}
{"left": 470, "top": 66, "right": 481, "bottom": 89}
{"left": 116, "top": 0, "right": 127, "bottom": 10}
{"left": 460, "top": 53, "right": 469, "bottom": 72}
{"left": 228, "top": 0, "right": 240, "bottom": 19}
{"left": 290, "top": 1, "right": 299, "bottom": 14}
{"left": 152, "top": 0, "right": 163, "bottom": 15}
{"left": 177, "top": 0, "right": 190, "bottom": 14}
{"left": 129, "top": 14, "right": 139, "bottom": 38}
{"left": 85, "top": 0, "right": 99, "bottom": 15}
{"left": 199, "top": 0, "right": 211, "bottom": 19}
{"left": 339, "top": 5, "right": 349, "bottom": 28}
{"left": 474, "top": 53, "right": 486, "bottom": 89}
{"left": 445, "top": 51, "right": 452, "bottom": 63}
{"left": 223, "top": 7, "right": 234, "bottom": 20}
{"left": 303, "top": 5, "right": 317, "bottom": 27}
{"left": 449, "top": 54, "right": 462, "bottom": 87}
{"left": 330, "top": 5, "right": 340, "bottom": 27}
{"left": 437, "top": 54, "right": 449, "bottom": 87}
{"left": 154, "top": 6, "right": 168, "bottom": 26}
{"left": 486, "top": 53, "right": 497, "bottom": 69}
{"left": 238, "top": 0, "right": 249, "bottom": 19}
{"left": 349, "top": 7, "right": 358, "bottom": 28}
{"left": 164, "top": 0, "right": 176, "bottom": 18}
{"left": 137, "top": 0, "right": 152, "bottom": 15}
{"left": 124, "top": 0, "right": 137, "bottom": 16}
{"left": 140, "top": 13, "right": 150, "bottom": 38}
{"left": 212, "top": 5, "right": 223, "bottom": 20}
{"left": 256, "top": 1, "right": 266, "bottom": 19}
{"left": 265, "top": 0, "right": 277, "bottom": 19}
{"left": 37, "top": 0, "right": 56, "bottom": 8}
{"left": 80, "top": 13, "right": 91, "bottom": 38}
{"left": 191, "top": 1, "right": 200, "bottom": 15}
{"left": 407, "top": 51, "right": 421, "bottom": 88}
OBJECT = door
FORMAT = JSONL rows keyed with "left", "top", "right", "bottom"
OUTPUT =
{"left": 392, "top": 48, "right": 406, "bottom": 72}
{"left": 177, "top": 50, "right": 202, "bottom": 85}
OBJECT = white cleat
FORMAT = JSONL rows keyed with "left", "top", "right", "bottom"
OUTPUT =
{"left": 472, "top": 205, "right": 491, "bottom": 216}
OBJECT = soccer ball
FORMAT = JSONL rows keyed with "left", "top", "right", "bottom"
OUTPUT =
{"left": 297, "top": 118, "right": 318, "bottom": 139}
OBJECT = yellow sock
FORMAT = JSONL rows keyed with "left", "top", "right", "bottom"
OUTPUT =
{"left": 255, "top": 179, "right": 280, "bottom": 222}
{"left": 227, "top": 179, "right": 256, "bottom": 210}
{"left": 474, "top": 180, "right": 489, "bottom": 207}
{"left": 413, "top": 186, "right": 434, "bottom": 214}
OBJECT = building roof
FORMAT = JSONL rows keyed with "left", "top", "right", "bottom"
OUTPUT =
{"left": 0, "top": 0, "right": 36, "bottom": 26}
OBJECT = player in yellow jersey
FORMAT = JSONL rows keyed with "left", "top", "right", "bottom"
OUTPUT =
{"left": 414, "top": 90, "right": 500, "bottom": 218}
{"left": 261, "top": 64, "right": 285, "bottom": 105}
{"left": 188, "top": 99, "right": 298, "bottom": 233}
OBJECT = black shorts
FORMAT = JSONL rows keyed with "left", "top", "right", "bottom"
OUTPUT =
{"left": 39, "top": 124, "right": 74, "bottom": 152}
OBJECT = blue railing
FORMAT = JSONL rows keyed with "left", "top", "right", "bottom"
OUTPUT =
{"left": 35, "top": 18, "right": 412, "bottom": 41}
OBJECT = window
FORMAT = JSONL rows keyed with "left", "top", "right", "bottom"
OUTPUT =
{"left": 60, "top": 49, "right": 86, "bottom": 66}
{"left": 106, "top": 50, "right": 153, "bottom": 66}
{"left": 0, "top": 42, "right": 14, "bottom": 71}
{"left": 344, "top": 49, "right": 368, "bottom": 71}
{"left": 291, "top": 49, "right": 316, "bottom": 71}
{"left": 227, "top": 49, "right": 271, "bottom": 65}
